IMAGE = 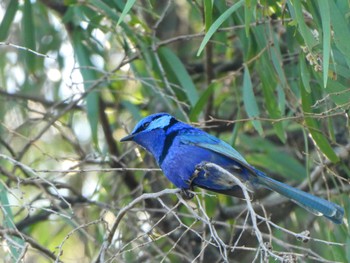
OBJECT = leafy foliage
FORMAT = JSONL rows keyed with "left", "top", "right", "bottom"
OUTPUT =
{"left": 0, "top": 0, "right": 349, "bottom": 262}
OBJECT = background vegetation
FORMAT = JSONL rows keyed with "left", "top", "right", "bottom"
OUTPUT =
{"left": 0, "top": 0, "right": 349, "bottom": 262}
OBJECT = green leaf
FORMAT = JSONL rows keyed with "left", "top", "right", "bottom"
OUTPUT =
{"left": 276, "top": 83, "right": 286, "bottom": 114}
{"left": 299, "top": 54, "right": 311, "bottom": 92}
{"left": 250, "top": 24, "right": 285, "bottom": 141}
{"left": 244, "top": 0, "right": 257, "bottom": 36}
{"left": 189, "top": 83, "right": 216, "bottom": 121}
{"left": 0, "top": 0, "right": 18, "bottom": 41}
{"left": 326, "top": 79, "right": 350, "bottom": 106}
{"left": 300, "top": 83, "right": 339, "bottom": 163}
{"left": 240, "top": 135, "right": 306, "bottom": 180}
{"left": 121, "top": 100, "right": 142, "bottom": 121}
{"left": 255, "top": 51, "right": 285, "bottom": 142}
{"left": 271, "top": 34, "right": 288, "bottom": 89}
{"left": 329, "top": 62, "right": 350, "bottom": 79}
{"left": 260, "top": 80, "right": 286, "bottom": 142}
{"left": 0, "top": 181, "right": 23, "bottom": 259}
{"left": 117, "top": 0, "right": 136, "bottom": 25}
{"left": 318, "top": 0, "right": 331, "bottom": 88}
{"left": 249, "top": 153, "right": 306, "bottom": 181}
{"left": 204, "top": 0, "right": 213, "bottom": 31}
{"left": 197, "top": 0, "right": 244, "bottom": 56}
{"left": 22, "top": 0, "right": 36, "bottom": 72}
{"left": 91, "top": 0, "right": 120, "bottom": 21}
{"left": 289, "top": 0, "right": 318, "bottom": 50}
{"left": 329, "top": 1, "right": 350, "bottom": 62}
{"left": 243, "top": 65, "right": 263, "bottom": 135}
{"left": 158, "top": 47, "right": 198, "bottom": 106}
{"left": 72, "top": 31, "right": 99, "bottom": 144}
{"left": 347, "top": 236, "right": 350, "bottom": 263}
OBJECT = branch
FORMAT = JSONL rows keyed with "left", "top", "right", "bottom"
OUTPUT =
{"left": 0, "top": 154, "right": 72, "bottom": 208}
{"left": 0, "top": 89, "right": 84, "bottom": 111}
{"left": 184, "top": 163, "right": 284, "bottom": 262}
{"left": 94, "top": 188, "right": 181, "bottom": 263}
{"left": 150, "top": 0, "right": 189, "bottom": 120}
{"left": 13, "top": 52, "right": 133, "bottom": 165}
{"left": 98, "top": 97, "right": 140, "bottom": 191}
{"left": 0, "top": 226, "right": 59, "bottom": 261}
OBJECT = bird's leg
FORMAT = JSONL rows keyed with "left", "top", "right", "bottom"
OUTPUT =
{"left": 180, "top": 189, "right": 194, "bottom": 200}
{"left": 181, "top": 162, "right": 209, "bottom": 200}
{"left": 181, "top": 162, "right": 211, "bottom": 200}
{"left": 194, "top": 161, "right": 209, "bottom": 176}
{"left": 189, "top": 161, "right": 208, "bottom": 185}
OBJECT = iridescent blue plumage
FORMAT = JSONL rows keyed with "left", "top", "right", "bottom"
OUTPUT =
{"left": 121, "top": 113, "right": 344, "bottom": 224}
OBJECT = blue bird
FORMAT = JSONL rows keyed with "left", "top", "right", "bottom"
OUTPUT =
{"left": 121, "top": 113, "right": 344, "bottom": 224}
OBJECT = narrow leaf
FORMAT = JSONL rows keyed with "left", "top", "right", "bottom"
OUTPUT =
{"left": 189, "top": 83, "right": 216, "bottom": 121}
{"left": 347, "top": 237, "right": 350, "bottom": 263}
{"left": 299, "top": 54, "right": 311, "bottom": 92}
{"left": 249, "top": 153, "right": 306, "bottom": 181}
{"left": 326, "top": 79, "right": 350, "bottom": 106}
{"left": 240, "top": 135, "right": 305, "bottom": 180}
{"left": 0, "top": 0, "right": 18, "bottom": 41}
{"left": 257, "top": 55, "right": 285, "bottom": 142}
{"left": 329, "top": 1, "right": 350, "bottom": 61}
{"left": 243, "top": 65, "right": 263, "bottom": 135}
{"left": 318, "top": 0, "right": 331, "bottom": 88}
{"left": 0, "top": 182, "right": 23, "bottom": 259}
{"left": 158, "top": 47, "right": 198, "bottom": 106}
{"left": 244, "top": 0, "right": 257, "bottom": 36}
{"left": 300, "top": 83, "right": 339, "bottom": 162}
{"left": 22, "top": 0, "right": 36, "bottom": 72}
{"left": 289, "top": 0, "right": 318, "bottom": 50}
{"left": 72, "top": 31, "right": 99, "bottom": 143}
{"left": 91, "top": 0, "right": 120, "bottom": 21}
{"left": 271, "top": 34, "right": 287, "bottom": 89}
{"left": 261, "top": 83, "right": 285, "bottom": 142}
{"left": 117, "top": 0, "right": 136, "bottom": 25}
{"left": 121, "top": 101, "right": 142, "bottom": 121}
{"left": 276, "top": 83, "right": 286, "bottom": 114}
{"left": 204, "top": 0, "right": 213, "bottom": 31}
{"left": 197, "top": 0, "right": 244, "bottom": 56}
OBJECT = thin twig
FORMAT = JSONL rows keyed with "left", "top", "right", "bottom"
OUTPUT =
{"left": 0, "top": 154, "right": 72, "bottom": 210}
{"left": 94, "top": 188, "right": 181, "bottom": 263}
{"left": 150, "top": 0, "right": 188, "bottom": 120}
{"left": 0, "top": 227, "right": 59, "bottom": 262}
{"left": 199, "top": 163, "right": 284, "bottom": 262}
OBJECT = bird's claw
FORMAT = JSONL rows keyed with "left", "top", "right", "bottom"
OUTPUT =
{"left": 180, "top": 189, "right": 194, "bottom": 200}
{"left": 194, "top": 161, "right": 209, "bottom": 177}
{"left": 195, "top": 161, "right": 209, "bottom": 172}
{"left": 183, "top": 162, "right": 210, "bottom": 198}
{"left": 187, "top": 161, "right": 209, "bottom": 188}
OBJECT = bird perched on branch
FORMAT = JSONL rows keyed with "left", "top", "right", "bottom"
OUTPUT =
{"left": 121, "top": 113, "right": 344, "bottom": 224}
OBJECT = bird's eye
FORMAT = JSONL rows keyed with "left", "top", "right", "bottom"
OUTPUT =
{"left": 143, "top": 122, "right": 150, "bottom": 129}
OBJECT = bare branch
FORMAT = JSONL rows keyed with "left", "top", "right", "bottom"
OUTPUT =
{"left": 0, "top": 227, "right": 59, "bottom": 262}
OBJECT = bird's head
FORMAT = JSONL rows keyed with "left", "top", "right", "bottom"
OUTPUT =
{"left": 120, "top": 113, "right": 176, "bottom": 141}
{"left": 120, "top": 113, "right": 179, "bottom": 158}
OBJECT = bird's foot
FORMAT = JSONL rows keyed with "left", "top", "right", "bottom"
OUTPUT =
{"left": 183, "top": 162, "right": 211, "bottom": 200}
{"left": 186, "top": 161, "right": 209, "bottom": 189}
{"left": 194, "top": 161, "right": 209, "bottom": 177}
{"left": 180, "top": 189, "right": 195, "bottom": 200}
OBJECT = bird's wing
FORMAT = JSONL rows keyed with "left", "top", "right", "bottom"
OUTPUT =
{"left": 179, "top": 129, "right": 255, "bottom": 170}
{"left": 179, "top": 130, "right": 247, "bottom": 162}
{"left": 179, "top": 130, "right": 257, "bottom": 197}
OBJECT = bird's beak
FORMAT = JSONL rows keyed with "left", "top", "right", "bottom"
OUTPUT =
{"left": 120, "top": 133, "right": 135, "bottom": 142}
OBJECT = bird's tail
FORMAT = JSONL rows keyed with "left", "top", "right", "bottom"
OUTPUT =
{"left": 254, "top": 169, "right": 344, "bottom": 224}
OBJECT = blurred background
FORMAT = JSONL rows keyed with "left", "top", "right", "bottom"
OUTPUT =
{"left": 0, "top": 0, "right": 349, "bottom": 262}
